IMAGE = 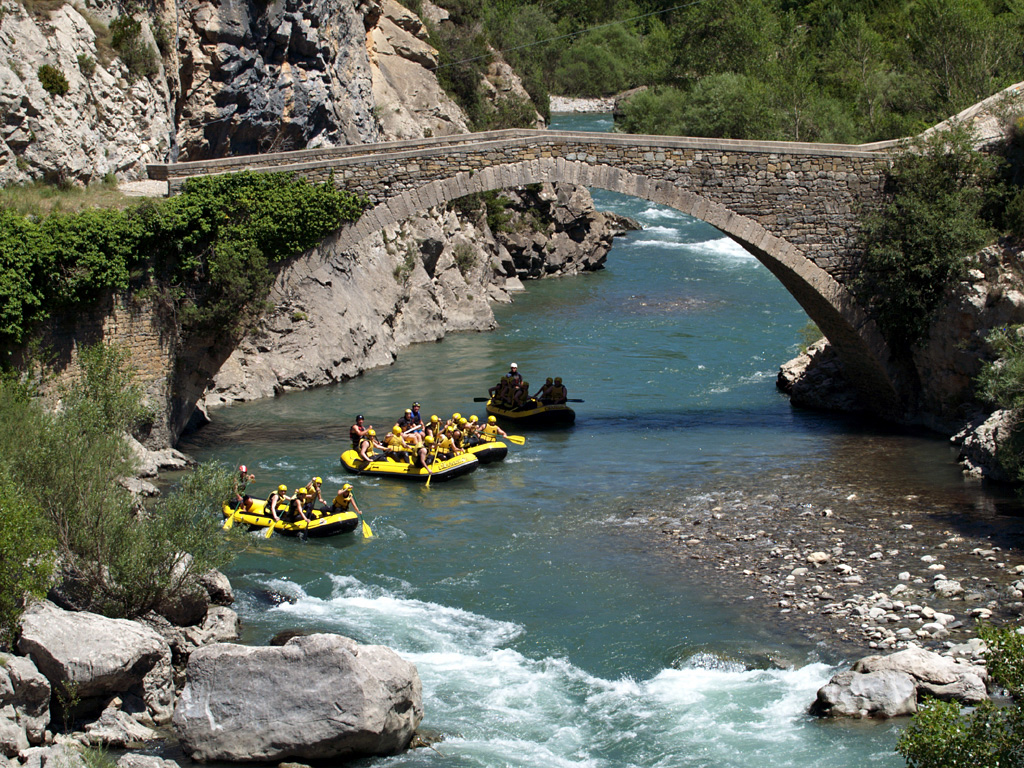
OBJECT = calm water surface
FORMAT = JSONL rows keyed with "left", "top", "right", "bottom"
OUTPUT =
{"left": 177, "top": 114, "right": 1013, "bottom": 767}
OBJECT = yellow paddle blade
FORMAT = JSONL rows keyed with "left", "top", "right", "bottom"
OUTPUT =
{"left": 263, "top": 522, "right": 274, "bottom": 539}
{"left": 507, "top": 435, "right": 526, "bottom": 445}
{"left": 222, "top": 514, "right": 235, "bottom": 531}
{"left": 362, "top": 519, "right": 374, "bottom": 538}
{"left": 425, "top": 473, "right": 431, "bottom": 488}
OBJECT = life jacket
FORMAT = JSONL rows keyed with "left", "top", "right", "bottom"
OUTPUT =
{"left": 332, "top": 493, "right": 351, "bottom": 512}
{"left": 548, "top": 385, "right": 566, "bottom": 401}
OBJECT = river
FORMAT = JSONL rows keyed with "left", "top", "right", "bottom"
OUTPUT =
{"left": 178, "top": 114, "right": 1017, "bottom": 767}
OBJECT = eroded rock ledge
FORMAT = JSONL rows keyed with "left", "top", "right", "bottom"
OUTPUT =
{"left": 200, "top": 182, "right": 638, "bottom": 412}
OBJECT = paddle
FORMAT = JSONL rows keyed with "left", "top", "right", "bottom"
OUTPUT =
{"left": 356, "top": 508, "right": 374, "bottom": 538}
{"left": 505, "top": 434, "right": 526, "bottom": 445}
{"left": 222, "top": 497, "right": 243, "bottom": 530}
{"left": 263, "top": 519, "right": 275, "bottom": 539}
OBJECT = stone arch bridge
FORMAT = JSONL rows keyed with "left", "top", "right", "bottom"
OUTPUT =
{"left": 148, "top": 129, "right": 905, "bottom": 414}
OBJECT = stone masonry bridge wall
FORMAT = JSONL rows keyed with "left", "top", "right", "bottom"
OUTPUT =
{"left": 149, "top": 129, "right": 907, "bottom": 418}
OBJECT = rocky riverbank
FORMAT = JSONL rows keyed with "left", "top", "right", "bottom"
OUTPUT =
{"left": 638, "top": 459, "right": 1024, "bottom": 665}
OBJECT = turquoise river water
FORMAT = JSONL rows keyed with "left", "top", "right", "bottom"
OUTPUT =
{"left": 178, "top": 115, "right": 1017, "bottom": 767}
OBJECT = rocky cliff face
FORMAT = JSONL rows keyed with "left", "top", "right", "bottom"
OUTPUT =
{"left": 201, "top": 185, "right": 638, "bottom": 410}
{"left": 2, "top": 0, "right": 633, "bottom": 442}
{"left": 0, "top": 2, "right": 173, "bottom": 185}
{"left": 779, "top": 241, "right": 1024, "bottom": 478}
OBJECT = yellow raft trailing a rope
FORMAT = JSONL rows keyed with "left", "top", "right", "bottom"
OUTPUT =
{"left": 221, "top": 500, "right": 359, "bottom": 538}
{"left": 340, "top": 449, "right": 478, "bottom": 482}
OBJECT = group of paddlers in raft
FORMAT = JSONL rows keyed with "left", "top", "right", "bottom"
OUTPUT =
{"left": 348, "top": 402, "right": 508, "bottom": 470}
{"left": 232, "top": 466, "right": 362, "bottom": 525}
{"left": 487, "top": 362, "right": 568, "bottom": 409}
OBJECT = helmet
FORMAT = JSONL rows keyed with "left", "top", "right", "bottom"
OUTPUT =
{"left": 393, "top": 425, "right": 402, "bottom": 435}
{"left": 298, "top": 487, "right": 307, "bottom": 494}
{"left": 431, "top": 414, "right": 439, "bottom": 423}
{"left": 342, "top": 483, "right": 352, "bottom": 492}
{"left": 522, "top": 382, "right": 529, "bottom": 388}
{"left": 546, "top": 377, "right": 553, "bottom": 384}
{"left": 278, "top": 484, "right": 287, "bottom": 492}
{"left": 239, "top": 465, "right": 247, "bottom": 473}
{"left": 453, "top": 412, "right": 462, "bottom": 421}
{"left": 469, "top": 415, "right": 478, "bottom": 422}
{"left": 368, "top": 428, "right": 376, "bottom": 436}
{"left": 458, "top": 418, "right": 467, "bottom": 426}
{"left": 314, "top": 477, "right": 322, "bottom": 484}
{"left": 510, "top": 362, "right": 517, "bottom": 368}
{"left": 425, "top": 435, "right": 435, "bottom": 444}
{"left": 412, "top": 402, "right": 420, "bottom": 408}
{"left": 554, "top": 377, "right": 562, "bottom": 384}
{"left": 487, "top": 416, "right": 497, "bottom": 424}
{"left": 405, "top": 409, "right": 412, "bottom": 415}
{"left": 356, "top": 414, "right": 364, "bottom": 420}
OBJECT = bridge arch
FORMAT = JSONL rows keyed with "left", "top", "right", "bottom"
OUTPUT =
{"left": 337, "top": 158, "right": 903, "bottom": 414}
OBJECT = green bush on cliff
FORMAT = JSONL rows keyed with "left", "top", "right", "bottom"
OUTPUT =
{"left": 0, "top": 344, "right": 234, "bottom": 624}
{"left": 135, "top": 171, "right": 369, "bottom": 341}
{"left": 856, "top": 125, "right": 995, "bottom": 354}
{"left": 897, "top": 625, "right": 1024, "bottom": 768}
{"left": 109, "top": 15, "right": 158, "bottom": 80}
{"left": 0, "top": 171, "right": 368, "bottom": 352}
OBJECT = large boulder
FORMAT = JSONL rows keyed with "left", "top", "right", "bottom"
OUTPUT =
{"left": 174, "top": 634, "right": 422, "bottom": 762}
{"left": 852, "top": 645, "right": 988, "bottom": 704}
{"left": 810, "top": 669, "right": 918, "bottom": 718}
{"left": 16, "top": 602, "right": 173, "bottom": 723}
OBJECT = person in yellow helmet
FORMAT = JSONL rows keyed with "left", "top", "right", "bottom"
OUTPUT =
{"left": 412, "top": 436, "right": 434, "bottom": 482}
{"left": 534, "top": 377, "right": 555, "bottom": 403}
{"left": 548, "top": 376, "right": 567, "bottom": 404}
{"left": 264, "top": 485, "right": 287, "bottom": 522}
{"left": 304, "top": 476, "right": 326, "bottom": 515}
{"left": 426, "top": 414, "right": 443, "bottom": 442}
{"left": 331, "top": 484, "right": 361, "bottom": 516}
{"left": 358, "top": 428, "right": 385, "bottom": 462}
{"left": 284, "top": 488, "right": 311, "bottom": 524}
{"left": 384, "top": 424, "right": 410, "bottom": 459}
{"left": 482, "top": 415, "right": 508, "bottom": 440}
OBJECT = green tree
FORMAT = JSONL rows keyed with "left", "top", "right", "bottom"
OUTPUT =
{"left": 0, "top": 375, "right": 55, "bottom": 647}
{"left": 0, "top": 344, "right": 235, "bottom": 619}
{"left": 907, "top": 0, "right": 1012, "bottom": 115}
{"left": 856, "top": 125, "right": 995, "bottom": 353}
{"left": 897, "top": 625, "right": 1024, "bottom": 768}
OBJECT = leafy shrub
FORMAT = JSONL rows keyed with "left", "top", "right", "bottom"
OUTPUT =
{"left": 109, "top": 15, "right": 157, "bottom": 79}
{"left": 151, "top": 18, "right": 173, "bottom": 57}
{"left": 0, "top": 171, "right": 368, "bottom": 350}
{"left": 76, "top": 54, "right": 96, "bottom": 78}
{"left": 0, "top": 452, "right": 55, "bottom": 647}
{"left": 37, "top": 64, "right": 69, "bottom": 96}
{"left": 0, "top": 344, "right": 234, "bottom": 619}
{"left": 618, "top": 76, "right": 776, "bottom": 140}
{"left": 453, "top": 242, "right": 476, "bottom": 277}
{"left": 1007, "top": 189, "right": 1024, "bottom": 241}
{"left": 856, "top": 126, "right": 995, "bottom": 353}
{"left": 897, "top": 625, "right": 1024, "bottom": 768}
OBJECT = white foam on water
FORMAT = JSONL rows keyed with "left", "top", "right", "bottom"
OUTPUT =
{"left": 689, "top": 236, "right": 757, "bottom": 262}
{"left": 248, "top": 576, "right": 895, "bottom": 768}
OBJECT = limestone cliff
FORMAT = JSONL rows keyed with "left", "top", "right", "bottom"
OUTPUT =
{"left": 0, "top": 0, "right": 633, "bottom": 443}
